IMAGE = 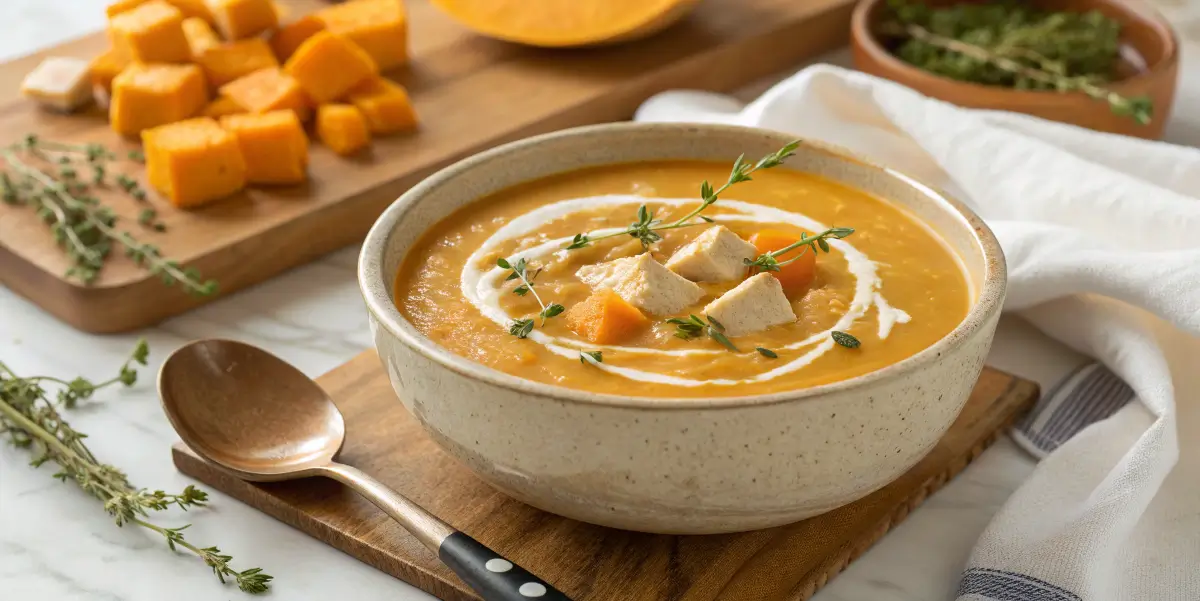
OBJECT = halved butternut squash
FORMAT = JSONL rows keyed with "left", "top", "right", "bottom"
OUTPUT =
{"left": 429, "top": 0, "right": 699, "bottom": 48}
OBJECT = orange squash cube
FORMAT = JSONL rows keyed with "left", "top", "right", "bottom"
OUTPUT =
{"left": 109, "top": 0, "right": 214, "bottom": 21}
{"left": 202, "top": 95, "right": 244, "bottom": 117}
{"left": 219, "top": 67, "right": 310, "bottom": 120}
{"left": 108, "top": 1, "right": 192, "bottom": 63}
{"left": 182, "top": 17, "right": 220, "bottom": 59}
{"left": 345, "top": 76, "right": 416, "bottom": 134}
{"left": 270, "top": 15, "right": 326, "bottom": 62}
{"left": 219, "top": 110, "right": 308, "bottom": 184}
{"left": 89, "top": 48, "right": 130, "bottom": 97}
{"left": 197, "top": 38, "right": 279, "bottom": 87}
{"left": 749, "top": 229, "right": 818, "bottom": 296}
{"left": 207, "top": 0, "right": 277, "bottom": 40}
{"left": 316, "top": 0, "right": 408, "bottom": 71}
{"left": 106, "top": 0, "right": 149, "bottom": 18}
{"left": 565, "top": 289, "right": 650, "bottom": 345}
{"left": 316, "top": 104, "right": 370, "bottom": 156}
{"left": 142, "top": 117, "right": 247, "bottom": 208}
{"left": 283, "top": 31, "right": 377, "bottom": 104}
{"left": 110, "top": 63, "right": 208, "bottom": 137}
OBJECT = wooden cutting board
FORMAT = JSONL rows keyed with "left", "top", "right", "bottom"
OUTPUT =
{"left": 0, "top": 0, "right": 855, "bottom": 333}
{"left": 173, "top": 351, "right": 1039, "bottom": 601}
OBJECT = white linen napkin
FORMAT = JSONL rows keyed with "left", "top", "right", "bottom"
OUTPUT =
{"left": 634, "top": 65, "right": 1200, "bottom": 601}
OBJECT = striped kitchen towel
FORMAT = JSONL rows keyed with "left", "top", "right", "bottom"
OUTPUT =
{"left": 1010, "top": 363, "right": 1136, "bottom": 460}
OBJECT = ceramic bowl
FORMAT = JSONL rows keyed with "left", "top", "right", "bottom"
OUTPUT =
{"left": 358, "top": 123, "right": 1006, "bottom": 534}
{"left": 850, "top": 0, "right": 1179, "bottom": 139}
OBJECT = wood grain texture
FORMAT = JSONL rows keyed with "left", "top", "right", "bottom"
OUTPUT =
{"left": 173, "top": 351, "right": 1039, "bottom": 601}
{"left": 0, "top": 0, "right": 855, "bottom": 333}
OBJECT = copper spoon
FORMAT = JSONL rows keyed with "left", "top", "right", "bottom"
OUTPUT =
{"left": 158, "top": 339, "right": 571, "bottom": 601}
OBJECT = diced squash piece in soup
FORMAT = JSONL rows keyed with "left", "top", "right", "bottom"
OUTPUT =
{"left": 270, "top": 15, "right": 326, "bottom": 61}
{"left": 344, "top": 76, "right": 417, "bottom": 134}
{"left": 110, "top": 63, "right": 208, "bottom": 137}
{"left": 316, "top": 104, "right": 371, "bottom": 156}
{"left": 142, "top": 117, "right": 247, "bottom": 208}
{"left": 182, "top": 17, "right": 221, "bottom": 59}
{"left": 21, "top": 57, "right": 94, "bottom": 113}
{"left": 566, "top": 289, "right": 649, "bottom": 345}
{"left": 703, "top": 272, "right": 796, "bottom": 338}
{"left": 219, "top": 110, "right": 308, "bottom": 184}
{"left": 576, "top": 253, "right": 702, "bottom": 316}
{"left": 665, "top": 225, "right": 756, "bottom": 282}
{"left": 108, "top": 1, "right": 192, "bottom": 63}
{"left": 89, "top": 49, "right": 129, "bottom": 98}
{"left": 207, "top": 0, "right": 278, "bottom": 40}
{"left": 749, "top": 229, "right": 817, "bottom": 296}
{"left": 220, "top": 67, "right": 310, "bottom": 120}
{"left": 197, "top": 38, "right": 280, "bottom": 87}
{"left": 284, "top": 31, "right": 378, "bottom": 104}
{"left": 202, "top": 95, "right": 245, "bottom": 117}
{"left": 315, "top": 0, "right": 408, "bottom": 71}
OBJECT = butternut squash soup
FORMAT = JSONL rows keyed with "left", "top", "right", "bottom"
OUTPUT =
{"left": 395, "top": 148, "right": 971, "bottom": 397}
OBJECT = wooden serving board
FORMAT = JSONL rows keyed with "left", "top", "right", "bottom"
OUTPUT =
{"left": 0, "top": 0, "right": 855, "bottom": 333}
{"left": 173, "top": 351, "right": 1039, "bottom": 601}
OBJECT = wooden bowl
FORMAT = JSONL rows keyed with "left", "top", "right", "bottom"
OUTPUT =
{"left": 850, "top": 0, "right": 1179, "bottom": 139}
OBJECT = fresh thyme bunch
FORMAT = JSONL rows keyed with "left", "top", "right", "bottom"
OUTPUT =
{"left": 0, "top": 134, "right": 218, "bottom": 294}
{"left": 0, "top": 340, "right": 271, "bottom": 594}
{"left": 881, "top": 0, "right": 1153, "bottom": 124}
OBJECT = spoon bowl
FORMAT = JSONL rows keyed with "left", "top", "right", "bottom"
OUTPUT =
{"left": 159, "top": 339, "right": 344, "bottom": 481}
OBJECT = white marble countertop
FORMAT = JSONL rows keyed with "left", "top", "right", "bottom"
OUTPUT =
{"left": 1, "top": 1, "right": 1196, "bottom": 600}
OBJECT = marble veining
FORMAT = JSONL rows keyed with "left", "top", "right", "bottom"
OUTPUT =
{"left": 2, "top": 0, "right": 1197, "bottom": 598}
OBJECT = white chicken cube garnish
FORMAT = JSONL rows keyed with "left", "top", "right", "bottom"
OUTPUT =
{"left": 576, "top": 253, "right": 703, "bottom": 316}
{"left": 703, "top": 272, "right": 797, "bottom": 337}
{"left": 20, "top": 57, "right": 93, "bottom": 113}
{"left": 665, "top": 225, "right": 758, "bottom": 282}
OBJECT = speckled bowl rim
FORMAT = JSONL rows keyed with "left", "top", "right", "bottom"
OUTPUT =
{"left": 358, "top": 122, "right": 1006, "bottom": 411}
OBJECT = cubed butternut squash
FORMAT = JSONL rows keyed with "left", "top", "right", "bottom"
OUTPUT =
{"left": 283, "top": 31, "right": 377, "bottom": 104}
{"left": 89, "top": 48, "right": 130, "bottom": 97}
{"left": 182, "top": 17, "right": 221, "bottom": 59}
{"left": 749, "top": 229, "right": 817, "bottom": 296}
{"left": 202, "top": 95, "right": 245, "bottom": 117}
{"left": 344, "top": 76, "right": 416, "bottom": 134}
{"left": 110, "top": 63, "right": 208, "bottom": 137}
{"left": 316, "top": 104, "right": 370, "bottom": 156}
{"left": 142, "top": 117, "right": 247, "bottom": 208}
{"left": 270, "top": 15, "right": 326, "bottom": 62}
{"left": 315, "top": 0, "right": 407, "bottom": 71}
{"left": 106, "top": 0, "right": 149, "bottom": 18}
{"left": 565, "top": 289, "right": 650, "bottom": 345}
{"left": 219, "top": 67, "right": 310, "bottom": 120}
{"left": 219, "top": 110, "right": 308, "bottom": 184}
{"left": 197, "top": 38, "right": 279, "bottom": 87}
{"left": 206, "top": 0, "right": 278, "bottom": 40}
{"left": 109, "top": 0, "right": 214, "bottom": 21}
{"left": 108, "top": 0, "right": 192, "bottom": 63}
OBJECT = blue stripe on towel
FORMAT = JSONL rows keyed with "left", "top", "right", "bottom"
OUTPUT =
{"left": 1011, "top": 363, "right": 1135, "bottom": 459}
{"left": 957, "top": 568, "right": 1081, "bottom": 601}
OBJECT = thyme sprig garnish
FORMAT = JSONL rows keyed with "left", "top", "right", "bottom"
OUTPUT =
{"left": 580, "top": 350, "right": 603, "bottom": 365}
{"left": 832, "top": 331, "right": 861, "bottom": 349}
{"left": 1, "top": 135, "right": 217, "bottom": 294}
{"left": 0, "top": 341, "right": 271, "bottom": 594}
{"left": 565, "top": 141, "right": 802, "bottom": 251}
{"left": 744, "top": 227, "right": 855, "bottom": 272}
{"left": 667, "top": 314, "right": 739, "bottom": 352}
{"left": 498, "top": 257, "right": 564, "bottom": 339}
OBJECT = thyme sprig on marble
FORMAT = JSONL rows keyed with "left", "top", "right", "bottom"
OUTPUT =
{"left": 744, "top": 227, "right": 855, "bottom": 272}
{"left": 880, "top": 0, "right": 1152, "bottom": 124}
{"left": 667, "top": 314, "right": 739, "bottom": 353}
{"left": 0, "top": 135, "right": 215, "bottom": 293}
{"left": 498, "top": 257, "right": 565, "bottom": 339}
{"left": 565, "top": 141, "right": 802, "bottom": 251}
{"left": 0, "top": 341, "right": 271, "bottom": 594}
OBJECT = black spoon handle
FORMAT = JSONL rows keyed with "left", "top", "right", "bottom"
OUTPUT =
{"left": 439, "top": 531, "right": 572, "bottom": 600}
{"left": 321, "top": 463, "right": 572, "bottom": 600}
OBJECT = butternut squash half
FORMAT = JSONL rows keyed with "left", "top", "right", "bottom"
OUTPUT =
{"left": 429, "top": 0, "right": 699, "bottom": 47}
